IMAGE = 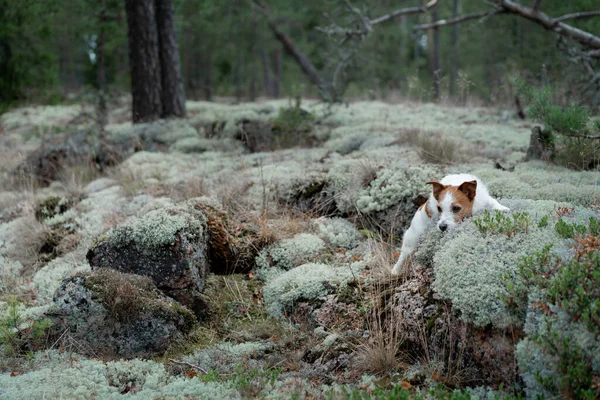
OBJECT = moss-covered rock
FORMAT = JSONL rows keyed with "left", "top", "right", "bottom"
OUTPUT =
{"left": 256, "top": 233, "right": 326, "bottom": 273}
{"left": 263, "top": 262, "right": 364, "bottom": 318}
{"left": 414, "top": 199, "right": 593, "bottom": 329}
{"left": 49, "top": 269, "right": 197, "bottom": 356}
{"left": 86, "top": 199, "right": 209, "bottom": 317}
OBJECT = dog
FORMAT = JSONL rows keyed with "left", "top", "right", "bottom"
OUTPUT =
{"left": 391, "top": 174, "right": 509, "bottom": 275}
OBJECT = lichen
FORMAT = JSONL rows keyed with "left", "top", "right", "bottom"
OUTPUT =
{"left": 105, "top": 200, "right": 207, "bottom": 253}
{"left": 256, "top": 233, "right": 326, "bottom": 272}
{"left": 263, "top": 262, "right": 364, "bottom": 318}
{"left": 356, "top": 164, "right": 435, "bottom": 213}
{"left": 315, "top": 217, "right": 362, "bottom": 249}
{"left": 426, "top": 199, "right": 589, "bottom": 328}
{"left": 0, "top": 350, "right": 239, "bottom": 400}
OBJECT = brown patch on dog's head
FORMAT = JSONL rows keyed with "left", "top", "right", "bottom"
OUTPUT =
{"left": 458, "top": 180, "right": 477, "bottom": 201}
{"left": 426, "top": 181, "right": 446, "bottom": 201}
{"left": 445, "top": 182, "right": 477, "bottom": 223}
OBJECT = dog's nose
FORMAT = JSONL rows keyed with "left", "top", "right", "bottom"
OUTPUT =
{"left": 439, "top": 223, "right": 448, "bottom": 232}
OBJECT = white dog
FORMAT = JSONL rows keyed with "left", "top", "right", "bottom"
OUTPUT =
{"left": 391, "top": 174, "right": 509, "bottom": 275}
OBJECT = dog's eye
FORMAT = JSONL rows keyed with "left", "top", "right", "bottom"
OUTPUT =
{"left": 452, "top": 205, "right": 461, "bottom": 213}
{"left": 437, "top": 206, "right": 442, "bottom": 213}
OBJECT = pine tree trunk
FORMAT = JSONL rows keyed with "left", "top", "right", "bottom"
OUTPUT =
{"left": 124, "top": 0, "right": 162, "bottom": 123}
{"left": 272, "top": 47, "right": 282, "bottom": 98}
{"left": 155, "top": 0, "right": 186, "bottom": 118}
{"left": 431, "top": 2, "right": 441, "bottom": 101}
{"left": 449, "top": 0, "right": 460, "bottom": 98}
{"left": 97, "top": 0, "right": 107, "bottom": 136}
{"left": 261, "top": 49, "right": 273, "bottom": 97}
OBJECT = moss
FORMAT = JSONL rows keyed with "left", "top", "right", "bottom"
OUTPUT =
{"left": 426, "top": 199, "right": 591, "bottom": 328}
{"left": 256, "top": 233, "right": 326, "bottom": 273}
{"left": 356, "top": 164, "right": 437, "bottom": 213}
{"left": 0, "top": 350, "right": 239, "bottom": 399}
{"left": 105, "top": 200, "right": 206, "bottom": 253}
{"left": 316, "top": 217, "right": 362, "bottom": 249}
{"left": 263, "top": 262, "right": 364, "bottom": 318}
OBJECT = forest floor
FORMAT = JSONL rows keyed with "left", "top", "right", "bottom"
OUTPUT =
{"left": 0, "top": 98, "right": 598, "bottom": 399}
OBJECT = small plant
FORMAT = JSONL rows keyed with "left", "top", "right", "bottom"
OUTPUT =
{"left": 555, "top": 219, "right": 588, "bottom": 239}
{"left": 537, "top": 215, "right": 549, "bottom": 228}
{"left": 0, "top": 298, "right": 53, "bottom": 358}
{"left": 473, "top": 210, "right": 532, "bottom": 237}
{"left": 502, "top": 215, "right": 600, "bottom": 398}
{"left": 516, "top": 80, "right": 600, "bottom": 170}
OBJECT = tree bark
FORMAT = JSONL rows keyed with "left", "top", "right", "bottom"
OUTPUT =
{"left": 261, "top": 48, "right": 273, "bottom": 97}
{"left": 97, "top": 0, "right": 107, "bottom": 135}
{"left": 449, "top": 0, "right": 460, "bottom": 98}
{"left": 155, "top": 0, "right": 186, "bottom": 118}
{"left": 124, "top": 0, "right": 162, "bottom": 123}
{"left": 272, "top": 47, "right": 282, "bottom": 98}
{"left": 431, "top": 2, "right": 441, "bottom": 101}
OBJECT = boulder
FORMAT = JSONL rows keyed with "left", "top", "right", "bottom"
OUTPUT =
{"left": 48, "top": 269, "right": 196, "bottom": 357}
{"left": 86, "top": 199, "right": 209, "bottom": 318}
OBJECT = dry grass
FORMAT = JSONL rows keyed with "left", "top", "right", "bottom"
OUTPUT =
{"left": 397, "top": 128, "right": 480, "bottom": 165}
{"left": 58, "top": 163, "right": 101, "bottom": 198}
{"left": 111, "top": 167, "right": 145, "bottom": 197}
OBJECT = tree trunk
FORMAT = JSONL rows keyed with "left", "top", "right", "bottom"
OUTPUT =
{"left": 155, "top": 0, "right": 186, "bottom": 118}
{"left": 431, "top": 2, "right": 441, "bottom": 101}
{"left": 272, "top": 46, "right": 282, "bottom": 98}
{"left": 261, "top": 48, "right": 273, "bottom": 97}
{"left": 124, "top": 0, "right": 162, "bottom": 123}
{"left": 97, "top": 0, "right": 107, "bottom": 135}
{"left": 203, "top": 48, "right": 212, "bottom": 101}
{"left": 269, "top": 22, "right": 333, "bottom": 101}
{"left": 449, "top": 0, "right": 460, "bottom": 97}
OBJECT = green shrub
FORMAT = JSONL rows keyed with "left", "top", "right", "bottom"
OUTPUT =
{"left": 473, "top": 210, "right": 532, "bottom": 237}
{"left": 0, "top": 298, "right": 53, "bottom": 358}
{"left": 517, "top": 81, "right": 600, "bottom": 170}
{"left": 504, "top": 215, "right": 600, "bottom": 399}
{"left": 555, "top": 219, "right": 588, "bottom": 239}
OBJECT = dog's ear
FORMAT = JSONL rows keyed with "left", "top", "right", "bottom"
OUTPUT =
{"left": 458, "top": 180, "right": 477, "bottom": 201}
{"left": 426, "top": 181, "right": 445, "bottom": 200}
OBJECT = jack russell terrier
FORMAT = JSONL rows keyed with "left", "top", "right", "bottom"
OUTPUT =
{"left": 391, "top": 174, "right": 509, "bottom": 275}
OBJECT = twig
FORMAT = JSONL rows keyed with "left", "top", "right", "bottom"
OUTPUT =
{"left": 414, "top": 10, "right": 500, "bottom": 30}
{"left": 168, "top": 359, "right": 208, "bottom": 374}
{"left": 554, "top": 10, "right": 600, "bottom": 23}
{"left": 370, "top": 0, "right": 439, "bottom": 26}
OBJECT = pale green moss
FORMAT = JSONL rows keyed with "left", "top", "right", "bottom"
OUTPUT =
{"left": 453, "top": 161, "right": 600, "bottom": 206}
{"left": 170, "top": 137, "right": 242, "bottom": 154}
{"left": 315, "top": 217, "right": 361, "bottom": 249}
{"left": 0, "top": 350, "right": 239, "bottom": 400}
{"left": 356, "top": 164, "right": 436, "bottom": 213}
{"left": 424, "top": 199, "right": 596, "bottom": 328}
{"left": 326, "top": 159, "right": 370, "bottom": 214}
{"left": 256, "top": 233, "right": 326, "bottom": 272}
{"left": 183, "top": 341, "right": 272, "bottom": 373}
{"left": 325, "top": 133, "right": 368, "bottom": 155}
{"left": 263, "top": 262, "right": 364, "bottom": 317}
{"left": 105, "top": 200, "right": 206, "bottom": 253}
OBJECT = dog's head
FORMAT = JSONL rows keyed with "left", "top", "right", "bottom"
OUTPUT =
{"left": 426, "top": 180, "right": 477, "bottom": 232}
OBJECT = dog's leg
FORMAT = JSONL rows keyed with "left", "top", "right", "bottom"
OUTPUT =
{"left": 487, "top": 197, "right": 510, "bottom": 212}
{"left": 391, "top": 209, "right": 430, "bottom": 275}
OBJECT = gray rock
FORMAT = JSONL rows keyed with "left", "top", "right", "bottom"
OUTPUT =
{"left": 48, "top": 269, "right": 196, "bottom": 356}
{"left": 86, "top": 199, "right": 209, "bottom": 318}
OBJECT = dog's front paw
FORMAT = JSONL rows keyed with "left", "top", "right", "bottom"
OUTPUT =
{"left": 497, "top": 205, "right": 510, "bottom": 213}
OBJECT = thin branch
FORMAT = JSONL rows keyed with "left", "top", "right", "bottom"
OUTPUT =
{"left": 554, "top": 11, "right": 600, "bottom": 23}
{"left": 492, "top": 0, "right": 600, "bottom": 49}
{"left": 370, "top": 0, "right": 438, "bottom": 26}
{"left": 532, "top": 0, "right": 542, "bottom": 11}
{"left": 168, "top": 359, "right": 208, "bottom": 374}
{"left": 414, "top": 10, "right": 499, "bottom": 30}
